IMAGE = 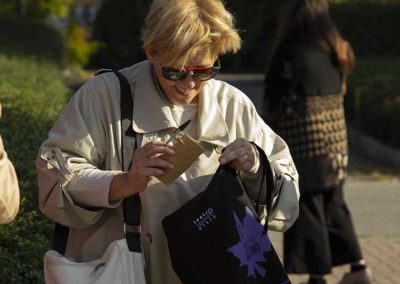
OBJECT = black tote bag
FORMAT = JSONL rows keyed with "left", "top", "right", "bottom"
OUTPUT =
{"left": 162, "top": 145, "right": 291, "bottom": 284}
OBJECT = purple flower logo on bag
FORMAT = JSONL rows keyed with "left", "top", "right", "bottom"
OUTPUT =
{"left": 227, "top": 207, "right": 271, "bottom": 278}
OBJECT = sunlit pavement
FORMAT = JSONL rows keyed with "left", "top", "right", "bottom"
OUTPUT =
{"left": 270, "top": 177, "right": 400, "bottom": 284}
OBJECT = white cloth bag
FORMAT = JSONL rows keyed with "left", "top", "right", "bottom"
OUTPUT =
{"left": 44, "top": 239, "right": 146, "bottom": 284}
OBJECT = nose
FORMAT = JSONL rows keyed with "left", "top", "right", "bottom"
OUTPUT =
{"left": 181, "top": 71, "right": 197, "bottom": 88}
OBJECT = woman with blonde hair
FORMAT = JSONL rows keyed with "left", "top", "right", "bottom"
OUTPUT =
{"left": 263, "top": 0, "right": 372, "bottom": 283}
{"left": 37, "top": 0, "right": 299, "bottom": 283}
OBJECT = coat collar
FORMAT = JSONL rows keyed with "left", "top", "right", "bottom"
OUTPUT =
{"left": 197, "top": 83, "right": 230, "bottom": 147}
{"left": 129, "top": 60, "right": 230, "bottom": 147}
{"left": 130, "top": 61, "right": 175, "bottom": 133}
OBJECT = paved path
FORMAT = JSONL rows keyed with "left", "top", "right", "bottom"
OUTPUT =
{"left": 269, "top": 177, "right": 400, "bottom": 284}
{"left": 220, "top": 74, "right": 400, "bottom": 284}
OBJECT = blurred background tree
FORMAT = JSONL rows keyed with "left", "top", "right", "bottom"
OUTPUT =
{"left": 0, "top": 0, "right": 73, "bottom": 18}
{"left": 86, "top": 0, "right": 400, "bottom": 72}
{"left": 87, "top": 0, "right": 150, "bottom": 69}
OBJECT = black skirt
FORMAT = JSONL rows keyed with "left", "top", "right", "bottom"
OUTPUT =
{"left": 283, "top": 184, "right": 363, "bottom": 275}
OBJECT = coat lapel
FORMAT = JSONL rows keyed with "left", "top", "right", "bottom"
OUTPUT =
{"left": 130, "top": 61, "right": 176, "bottom": 133}
{"left": 197, "top": 81, "right": 230, "bottom": 148}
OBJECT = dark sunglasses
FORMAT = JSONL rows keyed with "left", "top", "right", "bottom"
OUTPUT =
{"left": 161, "top": 58, "right": 221, "bottom": 81}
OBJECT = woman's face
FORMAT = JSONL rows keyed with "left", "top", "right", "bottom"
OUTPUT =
{"left": 148, "top": 51, "right": 216, "bottom": 105}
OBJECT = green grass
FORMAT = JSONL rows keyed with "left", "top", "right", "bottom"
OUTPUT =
{"left": 345, "top": 56, "right": 400, "bottom": 147}
{"left": 0, "top": 14, "right": 65, "bottom": 62}
{"left": 349, "top": 56, "right": 400, "bottom": 83}
{"left": 0, "top": 55, "right": 68, "bottom": 283}
{"left": 0, "top": 13, "right": 71, "bottom": 282}
{"left": 330, "top": 0, "right": 400, "bottom": 4}
{"left": 346, "top": 56, "right": 400, "bottom": 178}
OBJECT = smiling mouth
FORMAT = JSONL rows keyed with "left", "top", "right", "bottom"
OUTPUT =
{"left": 176, "top": 87, "right": 191, "bottom": 95}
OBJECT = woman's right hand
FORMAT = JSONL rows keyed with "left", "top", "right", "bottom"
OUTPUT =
{"left": 109, "top": 141, "right": 175, "bottom": 202}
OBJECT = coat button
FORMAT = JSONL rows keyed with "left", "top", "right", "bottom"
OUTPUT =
{"left": 214, "top": 146, "right": 223, "bottom": 154}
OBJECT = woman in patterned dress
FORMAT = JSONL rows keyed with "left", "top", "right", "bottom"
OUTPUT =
{"left": 263, "top": 0, "right": 372, "bottom": 283}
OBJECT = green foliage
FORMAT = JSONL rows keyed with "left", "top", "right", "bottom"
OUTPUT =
{"left": 330, "top": 2, "right": 400, "bottom": 56}
{"left": 90, "top": 0, "right": 400, "bottom": 72}
{"left": 28, "top": 0, "right": 73, "bottom": 18}
{"left": 0, "top": 55, "right": 68, "bottom": 283}
{"left": 330, "top": 0, "right": 400, "bottom": 4}
{"left": 87, "top": 0, "right": 400, "bottom": 73}
{"left": 0, "top": 14, "right": 65, "bottom": 62}
{"left": 223, "top": 0, "right": 292, "bottom": 72}
{"left": 346, "top": 57, "right": 400, "bottom": 147}
{"left": 65, "top": 20, "right": 96, "bottom": 66}
{"left": 0, "top": 0, "right": 73, "bottom": 18}
{"left": 226, "top": 0, "right": 400, "bottom": 72}
{"left": 0, "top": 0, "right": 15, "bottom": 14}
{"left": 0, "top": 12, "right": 93, "bottom": 68}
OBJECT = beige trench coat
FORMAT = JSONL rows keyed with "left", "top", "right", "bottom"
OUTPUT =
{"left": 37, "top": 61, "right": 299, "bottom": 284}
{"left": 0, "top": 135, "right": 20, "bottom": 224}
{"left": 0, "top": 103, "right": 20, "bottom": 224}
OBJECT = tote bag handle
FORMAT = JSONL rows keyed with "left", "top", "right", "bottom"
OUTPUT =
{"left": 213, "top": 143, "right": 275, "bottom": 233}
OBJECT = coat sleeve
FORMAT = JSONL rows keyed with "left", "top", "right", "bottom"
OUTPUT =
{"left": 237, "top": 97, "right": 300, "bottom": 232}
{"left": 0, "top": 135, "right": 20, "bottom": 224}
{"left": 263, "top": 135, "right": 300, "bottom": 231}
{"left": 36, "top": 75, "right": 123, "bottom": 229}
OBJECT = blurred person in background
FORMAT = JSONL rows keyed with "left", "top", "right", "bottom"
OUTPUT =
{"left": 263, "top": 0, "right": 372, "bottom": 283}
{"left": 0, "top": 101, "right": 20, "bottom": 224}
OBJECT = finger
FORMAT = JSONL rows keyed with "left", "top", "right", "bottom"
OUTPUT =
{"left": 134, "top": 159, "right": 170, "bottom": 175}
{"left": 219, "top": 147, "right": 246, "bottom": 165}
{"left": 222, "top": 140, "right": 244, "bottom": 154}
{"left": 141, "top": 143, "right": 175, "bottom": 157}
{"left": 230, "top": 156, "right": 253, "bottom": 171}
{"left": 140, "top": 167, "right": 166, "bottom": 177}
{"left": 218, "top": 138, "right": 254, "bottom": 164}
{"left": 239, "top": 153, "right": 249, "bottom": 163}
{"left": 145, "top": 156, "right": 174, "bottom": 170}
{"left": 241, "top": 160, "right": 254, "bottom": 171}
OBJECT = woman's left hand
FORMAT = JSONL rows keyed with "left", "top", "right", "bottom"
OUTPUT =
{"left": 218, "top": 138, "right": 257, "bottom": 172}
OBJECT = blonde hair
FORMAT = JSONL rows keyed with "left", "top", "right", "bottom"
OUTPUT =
{"left": 142, "top": 0, "right": 242, "bottom": 66}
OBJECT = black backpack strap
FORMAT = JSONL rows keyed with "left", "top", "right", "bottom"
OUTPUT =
{"left": 52, "top": 69, "right": 140, "bottom": 253}
{"left": 251, "top": 143, "right": 274, "bottom": 234}
{"left": 52, "top": 221, "right": 69, "bottom": 255}
{"left": 113, "top": 70, "right": 142, "bottom": 253}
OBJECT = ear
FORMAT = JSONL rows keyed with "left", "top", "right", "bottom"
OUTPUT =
{"left": 144, "top": 45, "right": 155, "bottom": 63}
